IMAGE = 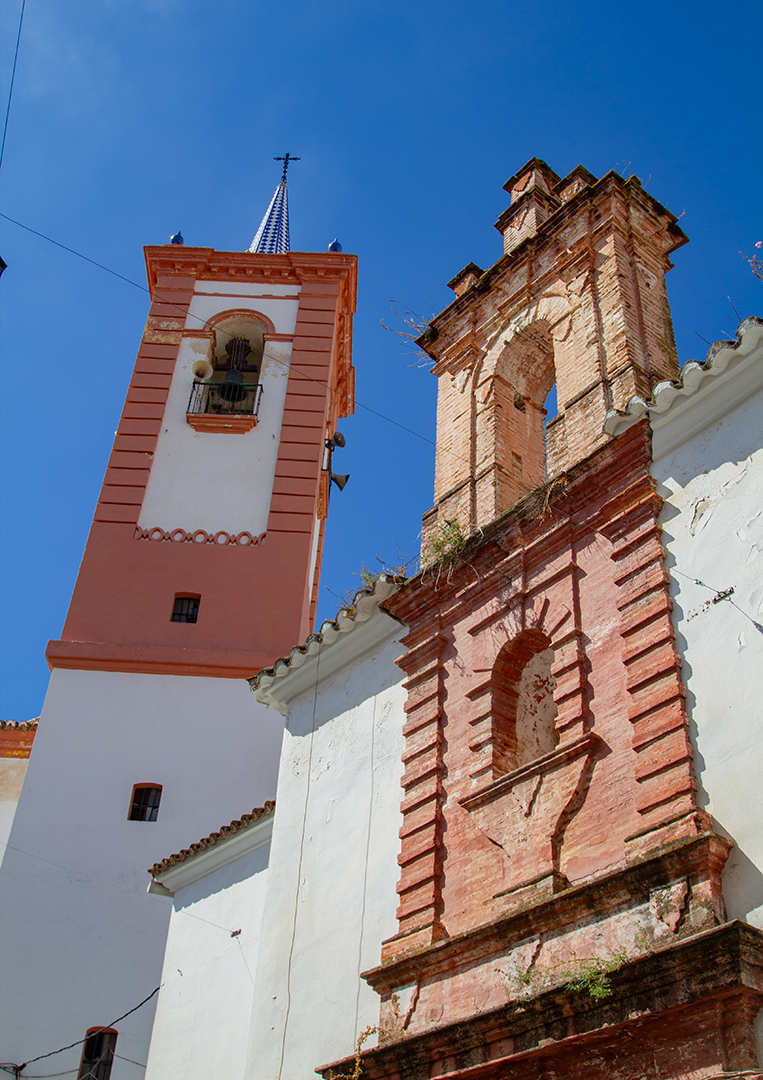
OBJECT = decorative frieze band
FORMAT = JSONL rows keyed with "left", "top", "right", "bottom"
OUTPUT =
{"left": 134, "top": 526, "right": 266, "bottom": 547}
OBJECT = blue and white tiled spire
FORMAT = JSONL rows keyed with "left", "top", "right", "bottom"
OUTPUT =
{"left": 248, "top": 182, "right": 290, "bottom": 254}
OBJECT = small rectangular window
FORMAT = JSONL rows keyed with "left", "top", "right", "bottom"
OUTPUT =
{"left": 78, "top": 1029, "right": 117, "bottom": 1080}
{"left": 171, "top": 596, "right": 200, "bottom": 623}
{"left": 129, "top": 784, "right": 162, "bottom": 822}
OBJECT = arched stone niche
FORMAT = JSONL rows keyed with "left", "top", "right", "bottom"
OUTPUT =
{"left": 491, "top": 628, "right": 559, "bottom": 777}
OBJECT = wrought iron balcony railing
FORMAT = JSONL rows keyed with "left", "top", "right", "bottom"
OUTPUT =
{"left": 187, "top": 380, "right": 263, "bottom": 419}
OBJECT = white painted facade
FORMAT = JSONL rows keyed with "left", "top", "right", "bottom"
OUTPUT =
{"left": 245, "top": 585, "right": 406, "bottom": 1080}
{"left": 145, "top": 813, "right": 273, "bottom": 1080}
{"left": 649, "top": 320, "right": 763, "bottom": 933}
{"left": 608, "top": 318, "right": 763, "bottom": 931}
{"left": 0, "top": 669, "right": 284, "bottom": 1076}
{"left": 0, "top": 265, "right": 305, "bottom": 1074}
{"left": 138, "top": 282, "right": 301, "bottom": 536}
{"left": 141, "top": 582, "right": 407, "bottom": 1080}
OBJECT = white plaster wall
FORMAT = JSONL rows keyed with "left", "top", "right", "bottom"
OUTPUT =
{"left": 145, "top": 840, "right": 270, "bottom": 1080}
{"left": 0, "top": 668, "right": 284, "bottom": 1078}
{"left": 652, "top": 356, "right": 763, "bottom": 930}
{"left": 138, "top": 284, "right": 300, "bottom": 536}
{"left": 186, "top": 284, "right": 300, "bottom": 336}
{"left": 245, "top": 620, "right": 407, "bottom": 1080}
{"left": 0, "top": 757, "right": 28, "bottom": 868}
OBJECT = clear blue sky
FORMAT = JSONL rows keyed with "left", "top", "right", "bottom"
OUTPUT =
{"left": 0, "top": 0, "right": 760, "bottom": 720}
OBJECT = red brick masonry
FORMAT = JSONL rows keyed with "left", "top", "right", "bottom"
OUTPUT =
{"left": 320, "top": 421, "right": 757, "bottom": 1079}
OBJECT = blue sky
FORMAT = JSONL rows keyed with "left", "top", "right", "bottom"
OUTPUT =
{"left": 1, "top": 0, "right": 761, "bottom": 720}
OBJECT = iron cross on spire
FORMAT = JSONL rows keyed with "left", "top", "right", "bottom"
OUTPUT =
{"left": 275, "top": 153, "right": 300, "bottom": 184}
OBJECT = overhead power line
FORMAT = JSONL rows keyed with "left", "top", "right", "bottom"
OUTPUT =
{"left": 0, "top": 210, "right": 472, "bottom": 464}
{"left": 18, "top": 987, "right": 160, "bottom": 1072}
{"left": 0, "top": 0, "right": 27, "bottom": 176}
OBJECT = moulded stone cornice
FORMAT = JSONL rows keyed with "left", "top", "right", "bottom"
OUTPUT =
{"left": 419, "top": 170, "right": 687, "bottom": 362}
{"left": 461, "top": 731, "right": 600, "bottom": 812}
{"left": 143, "top": 246, "right": 358, "bottom": 298}
{"left": 327, "top": 918, "right": 762, "bottom": 1080}
{"left": 148, "top": 805, "right": 274, "bottom": 895}
{"left": 362, "top": 833, "right": 731, "bottom": 995}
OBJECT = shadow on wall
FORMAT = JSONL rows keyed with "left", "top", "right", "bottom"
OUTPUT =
{"left": 653, "top": 373, "right": 763, "bottom": 490}
{"left": 172, "top": 841, "right": 271, "bottom": 910}
{"left": 720, "top": 841, "right": 763, "bottom": 925}
{"left": 667, "top": 547, "right": 763, "bottom": 928}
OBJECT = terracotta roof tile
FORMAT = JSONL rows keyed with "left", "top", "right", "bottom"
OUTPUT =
{"left": 604, "top": 316, "right": 763, "bottom": 436}
{"left": 148, "top": 801, "right": 275, "bottom": 877}
{"left": 250, "top": 574, "right": 406, "bottom": 707}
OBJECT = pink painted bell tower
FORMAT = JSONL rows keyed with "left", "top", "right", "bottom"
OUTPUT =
{"left": 0, "top": 174, "right": 356, "bottom": 1077}
{"left": 47, "top": 240, "right": 356, "bottom": 679}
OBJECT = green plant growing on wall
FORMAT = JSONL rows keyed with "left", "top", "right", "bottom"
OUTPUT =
{"left": 562, "top": 950, "right": 628, "bottom": 1000}
{"left": 330, "top": 549, "right": 414, "bottom": 611}
{"left": 421, "top": 518, "right": 468, "bottom": 567}
{"left": 500, "top": 945, "right": 630, "bottom": 1003}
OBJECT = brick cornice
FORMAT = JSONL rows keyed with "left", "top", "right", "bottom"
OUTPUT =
{"left": 366, "top": 833, "right": 729, "bottom": 993}
{"left": 325, "top": 920, "right": 763, "bottom": 1080}
{"left": 144, "top": 246, "right": 358, "bottom": 299}
{"left": 45, "top": 638, "right": 276, "bottom": 679}
{"left": 422, "top": 174, "right": 687, "bottom": 363}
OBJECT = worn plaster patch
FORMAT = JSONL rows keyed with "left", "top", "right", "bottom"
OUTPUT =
{"left": 650, "top": 878, "right": 689, "bottom": 933}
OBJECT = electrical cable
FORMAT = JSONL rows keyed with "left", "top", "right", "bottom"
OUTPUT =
{"left": 15, "top": 1070, "right": 77, "bottom": 1078}
{"left": 0, "top": 835, "right": 246, "bottom": 936}
{"left": 671, "top": 568, "right": 763, "bottom": 633}
{"left": 18, "top": 987, "right": 159, "bottom": 1071}
{"left": 353, "top": 690, "right": 376, "bottom": 1041}
{"left": 235, "top": 936, "right": 256, "bottom": 989}
{"left": 0, "top": 210, "right": 478, "bottom": 468}
{"left": 0, "top": 0, "right": 26, "bottom": 176}
{"left": 114, "top": 1055, "right": 146, "bottom": 1069}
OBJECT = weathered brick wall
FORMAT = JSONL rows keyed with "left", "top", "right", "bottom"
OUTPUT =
{"left": 372, "top": 423, "right": 721, "bottom": 1047}
{"left": 420, "top": 161, "right": 687, "bottom": 551}
{"left": 323, "top": 926, "right": 763, "bottom": 1080}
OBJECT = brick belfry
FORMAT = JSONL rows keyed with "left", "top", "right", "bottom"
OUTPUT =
{"left": 318, "top": 161, "right": 763, "bottom": 1080}
{"left": 422, "top": 158, "right": 686, "bottom": 544}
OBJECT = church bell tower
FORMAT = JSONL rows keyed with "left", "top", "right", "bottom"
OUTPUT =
{"left": 0, "top": 171, "right": 356, "bottom": 1077}
{"left": 48, "top": 177, "right": 356, "bottom": 677}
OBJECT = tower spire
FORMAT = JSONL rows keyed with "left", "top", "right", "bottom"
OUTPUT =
{"left": 248, "top": 154, "right": 300, "bottom": 255}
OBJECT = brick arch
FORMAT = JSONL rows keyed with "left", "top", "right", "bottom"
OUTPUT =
{"left": 526, "top": 596, "right": 572, "bottom": 644}
{"left": 468, "top": 306, "right": 571, "bottom": 525}
{"left": 203, "top": 307, "right": 277, "bottom": 337}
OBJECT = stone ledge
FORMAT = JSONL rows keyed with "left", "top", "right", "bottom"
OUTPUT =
{"left": 368, "top": 833, "right": 728, "bottom": 992}
{"left": 185, "top": 412, "right": 257, "bottom": 433}
{"left": 326, "top": 921, "right": 763, "bottom": 1080}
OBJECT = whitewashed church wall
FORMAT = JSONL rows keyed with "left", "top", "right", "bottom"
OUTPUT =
{"left": 245, "top": 618, "right": 407, "bottom": 1080}
{"left": 137, "top": 334, "right": 295, "bottom": 537}
{"left": 0, "top": 668, "right": 283, "bottom": 1079}
{"left": 145, "top": 838, "right": 271, "bottom": 1080}
{"left": 652, "top": 346, "right": 763, "bottom": 932}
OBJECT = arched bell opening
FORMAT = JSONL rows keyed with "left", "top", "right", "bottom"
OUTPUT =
{"left": 189, "top": 313, "right": 267, "bottom": 420}
{"left": 472, "top": 320, "right": 557, "bottom": 525}
{"left": 498, "top": 320, "right": 556, "bottom": 488}
{"left": 210, "top": 315, "right": 265, "bottom": 398}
